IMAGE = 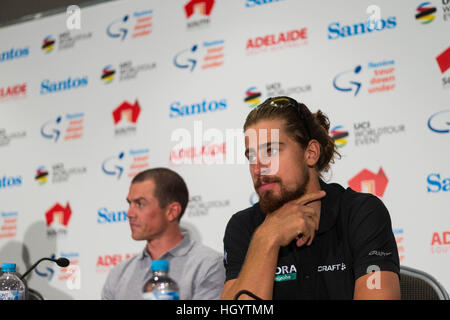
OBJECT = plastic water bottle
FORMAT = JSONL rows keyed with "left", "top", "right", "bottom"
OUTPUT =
{"left": 0, "top": 263, "right": 25, "bottom": 300}
{"left": 142, "top": 260, "right": 179, "bottom": 300}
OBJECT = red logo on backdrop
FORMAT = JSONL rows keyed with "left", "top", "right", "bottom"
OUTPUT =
{"left": 96, "top": 253, "right": 135, "bottom": 273}
{"left": 112, "top": 100, "right": 141, "bottom": 124}
{"left": 45, "top": 203, "right": 72, "bottom": 227}
{"left": 184, "top": 0, "right": 215, "bottom": 18}
{"left": 436, "top": 46, "right": 450, "bottom": 74}
{"left": 169, "top": 142, "right": 226, "bottom": 165}
{"left": 0, "top": 83, "right": 27, "bottom": 100}
{"left": 45, "top": 203, "right": 72, "bottom": 237}
{"left": 246, "top": 28, "right": 308, "bottom": 55}
{"left": 348, "top": 167, "right": 388, "bottom": 197}
{"left": 431, "top": 231, "right": 450, "bottom": 254}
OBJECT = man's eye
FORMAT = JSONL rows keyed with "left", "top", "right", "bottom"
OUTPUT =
{"left": 268, "top": 148, "right": 279, "bottom": 156}
{"left": 248, "top": 154, "right": 257, "bottom": 163}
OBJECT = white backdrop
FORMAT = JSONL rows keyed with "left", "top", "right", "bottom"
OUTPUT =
{"left": 0, "top": 0, "right": 449, "bottom": 299}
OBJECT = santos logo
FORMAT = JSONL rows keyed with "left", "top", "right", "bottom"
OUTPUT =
{"left": 97, "top": 207, "right": 128, "bottom": 223}
{"left": 170, "top": 99, "right": 227, "bottom": 118}
{"left": 427, "top": 173, "right": 450, "bottom": 193}
{"left": 0, "top": 47, "right": 29, "bottom": 63}
{"left": 328, "top": 16, "right": 397, "bottom": 40}
{"left": 0, "top": 176, "right": 22, "bottom": 189}
{"left": 40, "top": 76, "right": 88, "bottom": 95}
{"left": 317, "top": 263, "right": 347, "bottom": 272}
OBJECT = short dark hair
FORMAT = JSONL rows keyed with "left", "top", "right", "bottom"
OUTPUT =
{"left": 131, "top": 168, "right": 189, "bottom": 220}
{"left": 243, "top": 98, "right": 340, "bottom": 175}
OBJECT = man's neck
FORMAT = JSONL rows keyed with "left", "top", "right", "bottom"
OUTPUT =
{"left": 146, "top": 229, "right": 184, "bottom": 260}
{"left": 306, "top": 175, "right": 322, "bottom": 226}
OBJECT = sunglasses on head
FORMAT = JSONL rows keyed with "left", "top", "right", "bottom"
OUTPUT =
{"left": 263, "top": 96, "right": 312, "bottom": 141}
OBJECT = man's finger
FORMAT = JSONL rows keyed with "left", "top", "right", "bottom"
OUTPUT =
{"left": 294, "top": 190, "right": 326, "bottom": 206}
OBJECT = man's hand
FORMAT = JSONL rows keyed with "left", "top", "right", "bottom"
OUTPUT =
{"left": 258, "top": 190, "right": 326, "bottom": 248}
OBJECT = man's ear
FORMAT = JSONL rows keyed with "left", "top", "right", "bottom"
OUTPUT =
{"left": 166, "top": 202, "right": 182, "bottom": 222}
{"left": 304, "top": 139, "right": 321, "bottom": 167}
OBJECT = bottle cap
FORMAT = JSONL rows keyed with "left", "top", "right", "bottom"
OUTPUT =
{"left": 1, "top": 263, "right": 16, "bottom": 272}
{"left": 151, "top": 260, "right": 169, "bottom": 272}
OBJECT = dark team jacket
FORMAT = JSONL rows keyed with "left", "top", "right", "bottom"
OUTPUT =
{"left": 223, "top": 180, "right": 400, "bottom": 299}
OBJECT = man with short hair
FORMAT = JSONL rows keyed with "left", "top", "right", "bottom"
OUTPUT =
{"left": 221, "top": 96, "right": 400, "bottom": 300}
{"left": 102, "top": 167, "right": 225, "bottom": 300}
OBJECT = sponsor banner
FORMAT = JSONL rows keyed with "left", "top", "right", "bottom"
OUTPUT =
{"left": 431, "top": 231, "right": 450, "bottom": 254}
{"left": 173, "top": 40, "right": 224, "bottom": 72}
{"left": 35, "top": 163, "right": 86, "bottom": 185}
{"left": 41, "top": 31, "right": 92, "bottom": 53}
{"left": 184, "top": 0, "right": 215, "bottom": 30}
{"left": 107, "top": 9, "right": 153, "bottom": 41}
{"left": 95, "top": 253, "right": 135, "bottom": 273}
{"left": 45, "top": 202, "right": 72, "bottom": 238}
{"left": 0, "top": 83, "right": 27, "bottom": 101}
{"left": 245, "top": 27, "right": 308, "bottom": 55}
{"left": 244, "top": 82, "right": 312, "bottom": 108}
{"left": 40, "top": 113, "right": 84, "bottom": 142}
{"left": 102, "top": 148, "right": 150, "bottom": 180}
{"left": 348, "top": 167, "right": 388, "bottom": 198}
{"left": 185, "top": 195, "right": 230, "bottom": 217}
{"left": 333, "top": 60, "right": 396, "bottom": 97}
{"left": 0, "top": 47, "right": 29, "bottom": 63}
{"left": 0, "top": 211, "right": 18, "bottom": 239}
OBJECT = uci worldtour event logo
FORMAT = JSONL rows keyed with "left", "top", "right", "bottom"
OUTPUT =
{"left": 415, "top": 1, "right": 450, "bottom": 24}
{"left": 173, "top": 40, "right": 224, "bottom": 72}
{"left": 0, "top": 83, "right": 27, "bottom": 101}
{"left": 35, "top": 163, "right": 86, "bottom": 185}
{"left": 41, "top": 31, "right": 92, "bottom": 53}
{"left": 184, "top": 0, "right": 215, "bottom": 29}
{"left": 330, "top": 125, "right": 349, "bottom": 148}
{"left": 112, "top": 100, "right": 141, "bottom": 137}
{"left": 327, "top": 16, "right": 397, "bottom": 40}
{"left": 185, "top": 195, "right": 230, "bottom": 218}
{"left": 244, "top": 82, "right": 312, "bottom": 108}
{"left": 106, "top": 10, "right": 153, "bottom": 41}
{"left": 436, "top": 46, "right": 450, "bottom": 89}
{"left": 0, "top": 47, "right": 29, "bottom": 63}
{"left": 0, "top": 128, "right": 26, "bottom": 147}
{"left": 352, "top": 121, "right": 405, "bottom": 146}
{"left": 332, "top": 60, "right": 396, "bottom": 97}
{"left": 102, "top": 148, "right": 150, "bottom": 180}
{"left": 45, "top": 202, "right": 72, "bottom": 237}
{"left": 245, "top": 27, "right": 308, "bottom": 55}
{"left": 40, "top": 113, "right": 84, "bottom": 142}
{"left": 0, "top": 211, "right": 18, "bottom": 239}
{"left": 415, "top": 2, "right": 437, "bottom": 24}
{"left": 348, "top": 167, "right": 388, "bottom": 198}
{"left": 101, "top": 61, "right": 156, "bottom": 84}
{"left": 428, "top": 109, "right": 450, "bottom": 133}
{"left": 40, "top": 76, "right": 88, "bottom": 95}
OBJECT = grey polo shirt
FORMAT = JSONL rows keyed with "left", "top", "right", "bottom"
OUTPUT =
{"left": 101, "top": 233, "right": 225, "bottom": 300}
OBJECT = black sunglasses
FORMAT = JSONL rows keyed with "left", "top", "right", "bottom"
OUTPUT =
{"left": 263, "top": 96, "right": 312, "bottom": 141}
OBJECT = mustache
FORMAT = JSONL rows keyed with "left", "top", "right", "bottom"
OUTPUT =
{"left": 254, "top": 176, "right": 281, "bottom": 189}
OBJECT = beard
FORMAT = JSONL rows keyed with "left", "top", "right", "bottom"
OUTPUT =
{"left": 255, "top": 168, "right": 310, "bottom": 214}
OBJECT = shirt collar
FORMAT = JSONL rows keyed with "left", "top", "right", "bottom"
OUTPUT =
{"left": 139, "top": 232, "right": 195, "bottom": 260}
{"left": 316, "top": 179, "right": 344, "bottom": 235}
